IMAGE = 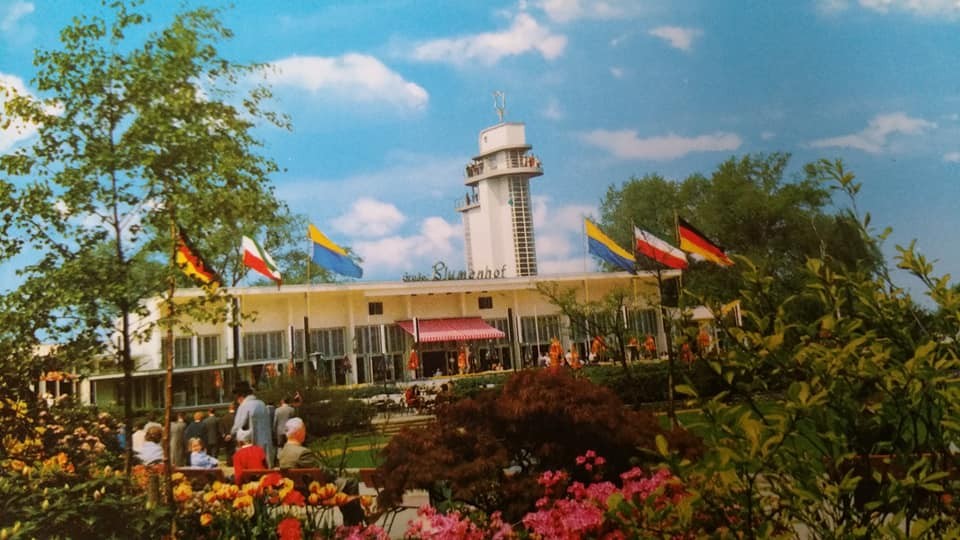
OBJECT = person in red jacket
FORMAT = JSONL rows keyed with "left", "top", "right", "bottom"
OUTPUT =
{"left": 232, "top": 428, "right": 267, "bottom": 485}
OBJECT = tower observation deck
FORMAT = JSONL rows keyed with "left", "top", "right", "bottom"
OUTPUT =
{"left": 456, "top": 117, "right": 543, "bottom": 278}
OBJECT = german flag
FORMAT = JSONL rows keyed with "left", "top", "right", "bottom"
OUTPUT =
{"left": 176, "top": 228, "right": 221, "bottom": 289}
{"left": 677, "top": 217, "right": 734, "bottom": 267}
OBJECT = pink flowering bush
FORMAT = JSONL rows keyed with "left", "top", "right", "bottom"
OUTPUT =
{"left": 397, "top": 451, "right": 717, "bottom": 539}
{"left": 520, "top": 451, "right": 696, "bottom": 539}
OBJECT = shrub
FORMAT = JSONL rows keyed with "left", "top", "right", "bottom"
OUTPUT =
{"left": 376, "top": 369, "right": 702, "bottom": 522}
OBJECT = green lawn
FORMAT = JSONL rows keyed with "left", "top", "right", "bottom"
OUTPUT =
{"left": 313, "top": 432, "right": 390, "bottom": 469}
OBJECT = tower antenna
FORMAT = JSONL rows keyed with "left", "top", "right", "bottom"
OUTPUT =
{"left": 493, "top": 91, "right": 506, "bottom": 122}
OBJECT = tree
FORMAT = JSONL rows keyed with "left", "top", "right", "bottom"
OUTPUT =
{"left": 0, "top": 0, "right": 289, "bottom": 483}
{"left": 599, "top": 153, "right": 881, "bottom": 310}
{"left": 674, "top": 160, "right": 960, "bottom": 537}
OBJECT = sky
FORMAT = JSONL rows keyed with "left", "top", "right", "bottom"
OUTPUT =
{"left": 1, "top": 0, "right": 958, "bottom": 299}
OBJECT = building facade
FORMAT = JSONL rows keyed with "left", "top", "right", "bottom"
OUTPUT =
{"left": 82, "top": 272, "right": 670, "bottom": 409}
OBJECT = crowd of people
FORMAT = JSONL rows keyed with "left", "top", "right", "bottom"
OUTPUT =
{"left": 129, "top": 382, "right": 313, "bottom": 478}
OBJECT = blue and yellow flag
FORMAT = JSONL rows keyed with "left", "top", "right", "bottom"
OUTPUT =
{"left": 308, "top": 224, "right": 363, "bottom": 279}
{"left": 585, "top": 219, "right": 635, "bottom": 273}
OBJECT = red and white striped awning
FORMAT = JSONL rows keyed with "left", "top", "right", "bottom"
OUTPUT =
{"left": 397, "top": 317, "right": 505, "bottom": 343}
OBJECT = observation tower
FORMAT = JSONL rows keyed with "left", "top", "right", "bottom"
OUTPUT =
{"left": 456, "top": 92, "right": 543, "bottom": 277}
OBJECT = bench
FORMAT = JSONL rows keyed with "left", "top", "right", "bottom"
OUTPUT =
{"left": 174, "top": 466, "right": 226, "bottom": 488}
{"left": 358, "top": 467, "right": 384, "bottom": 489}
{"left": 236, "top": 467, "right": 334, "bottom": 492}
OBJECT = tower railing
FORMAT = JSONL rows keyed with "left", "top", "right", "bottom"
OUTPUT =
{"left": 465, "top": 151, "right": 542, "bottom": 179}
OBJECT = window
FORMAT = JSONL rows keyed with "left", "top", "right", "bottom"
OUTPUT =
{"left": 383, "top": 325, "right": 407, "bottom": 353}
{"left": 368, "top": 302, "right": 383, "bottom": 316}
{"left": 293, "top": 327, "right": 346, "bottom": 358}
{"left": 485, "top": 318, "right": 509, "bottom": 343}
{"left": 161, "top": 336, "right": 193, "bottom": 368}
{"left": 520, "top": 315, "right": 561, "bottom": 344}
{"left": 242, "top": 331, "right": 287, "bottom": 362}
{"left": 478, "top": 296, "right": 493, "bottom": 310}
{"left": 355, "top": 325, "right": 383, "bottom": 355}
{"left": 197, "top": 335, "right": 221, "bottom": 365}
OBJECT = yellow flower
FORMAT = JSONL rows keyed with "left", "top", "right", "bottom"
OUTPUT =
{"left": 171, "top": 472, "right": 185, "bottom": 483}
{"left": 9, "top": 460, "right": 25, "bottom": 472}
{"left": 333, "top": 492, "right": 351, "bottom": 507}
{"left": 200, "top": 513, "right": 213, "bottom": 527}
{"left": 359, "top": 495, "right": 374, "bottom": 509}
{"left": 173, "top": 482, "right": 193, "bottom": 502}
{"left": 233, "top": 494, "right": 253, "bottom": 510}
{"left": 315, "top": 482, "right": 337, "bottom": 500}
{"left": 203, "top": 491, "right": 218, "bottom": 504}
{"left": 216, "top": 484, "right": 239, "bottom": 501}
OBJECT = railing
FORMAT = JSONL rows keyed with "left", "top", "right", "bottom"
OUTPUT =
{"left": 455, "top": 192, "right": 480, "bottom": 211}
{"left": 465, "top": 152, "right": 542, "bottom": 179}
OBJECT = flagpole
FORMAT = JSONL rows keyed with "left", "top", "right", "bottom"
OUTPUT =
{"left": 636, "top": 220, "right": 678, "bottom": 428}
{"left": 305, "top": 230, "right": 312, "bottom": 382}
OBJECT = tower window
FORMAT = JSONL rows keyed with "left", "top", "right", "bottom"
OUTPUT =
{"left": 368, "top": 302, "right": 383, "bottom": 316}
{"left": 478, "top": 296, "right": 493, "bottom": 310}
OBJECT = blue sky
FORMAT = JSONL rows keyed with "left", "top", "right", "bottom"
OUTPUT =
{"left": 1, "top": 0, "right": 958, "bottom": 298}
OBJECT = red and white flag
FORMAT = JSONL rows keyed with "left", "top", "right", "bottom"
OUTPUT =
{"left": 242, "top": 236, "right": 282, "bottom": 285}
{"left": 634, "top": 227, "right": 688, "bottom": 270}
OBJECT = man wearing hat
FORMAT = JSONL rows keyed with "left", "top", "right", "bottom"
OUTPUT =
{"left": 230, "top": 380, "right": 275, "bottom": 468}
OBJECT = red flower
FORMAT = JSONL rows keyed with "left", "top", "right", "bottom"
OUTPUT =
{"left": 261, "top": 472, "right": 284, "bottom": 488}
{"left": 277, "top": 517, "right": 303, "bottom": 540}
{"left": 282, "top": 489, "right": 306, "bottom": 506}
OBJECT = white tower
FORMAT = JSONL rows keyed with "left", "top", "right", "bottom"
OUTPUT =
{"left": 457, "top": 93, "right": 543, "bottom": 277}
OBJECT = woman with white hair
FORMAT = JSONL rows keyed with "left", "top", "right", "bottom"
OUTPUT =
{"left": 232, "top": 428, "right": 267, "bottom": 485}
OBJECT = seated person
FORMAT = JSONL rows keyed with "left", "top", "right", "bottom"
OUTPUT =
{"left": 232, "top": 428, "right": 267, "bottom": 485}
{"left": 136, "top": 425, "right": 164, "bottom": 465}
{"left": 188, "top": 437, "right": 220, "bottom": 469}
{"left": 279, "top": 418, "right": 364, "bottom": 526}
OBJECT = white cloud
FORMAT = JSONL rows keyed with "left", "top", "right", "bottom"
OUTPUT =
{"left": 609, "top": 33, "right": 630, "bottom": 47}
{"left": 648, "top": 26, "right": 702, "bottom": 52}
{"left": 332, "top": 198, "right": 406, "bottom": 237}
{"left": 580, "top": 129, "right": 742, "bottom": 160}
{"left": 1, "top": 1, "right": 32, "bottom": 32}
{"left": 354, "top": 217, "right": 461, "bottom": 273}
{"left": 265, "top": 54, "right": 428, "bottom": 110}
{"left": 542, "top": 97, "right": 563, "bottom": 120}
{"left": 809, "top": 112, "right": 936, "bottom": 154}
{"left": 536, "top": 0, "right": 633, "bottom": 22}
{"left": 859, "top": 0, "right": 960, "bottom": 16}
{"left": 410, "top": 13, "right": 567, "bottom": 66}
{"left": 944, "top": 152, "right": 960, "bottom": 162}
{"left": 610, "top": 66, "right": 625, "bottom": 79}
{"left": 0, "top": 73, "right": 40, "bottom": 153}
{"left": 761, "top": 131, "right": 776, "bottom": 140}
{"left": 532, "top": 197, "right": 597, "bottom": 275}
{"left": 815, "top": 0, "right": 852, "bottom": 14}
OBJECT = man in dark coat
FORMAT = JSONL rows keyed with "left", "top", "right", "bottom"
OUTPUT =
{"left": 201, "top": 408, "right": 222, "bottom": 459}
{"left": 273, "top": 396, "right": 296, "bottom": 448}
{"left": 183, "top": 411, "right": 205, "bottom": 460}
{"left": 219, "top": 403, "right": 236, "bottom": 464}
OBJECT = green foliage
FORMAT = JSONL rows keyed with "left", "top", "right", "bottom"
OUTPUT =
{"left": 677, "top": 160, "right": 960, "bottom": 536}
{"left": 0, "top": 403, "right": 165, "bottom": 539}
{"left": 0, "top": 469, "right": 167, "bottom": 540}
{"left": 376, "top": 369, "right": 703, "bottom": 522}
{"left": 599, "top": 153, "right": 880, "bottom": 309}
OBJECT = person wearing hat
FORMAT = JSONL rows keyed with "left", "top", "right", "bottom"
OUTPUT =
{"left": 232, "top": 428, "right": 267, "bottom": 485}
{"left": 230, "top": 380, "right": 275, "bottom": 468}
